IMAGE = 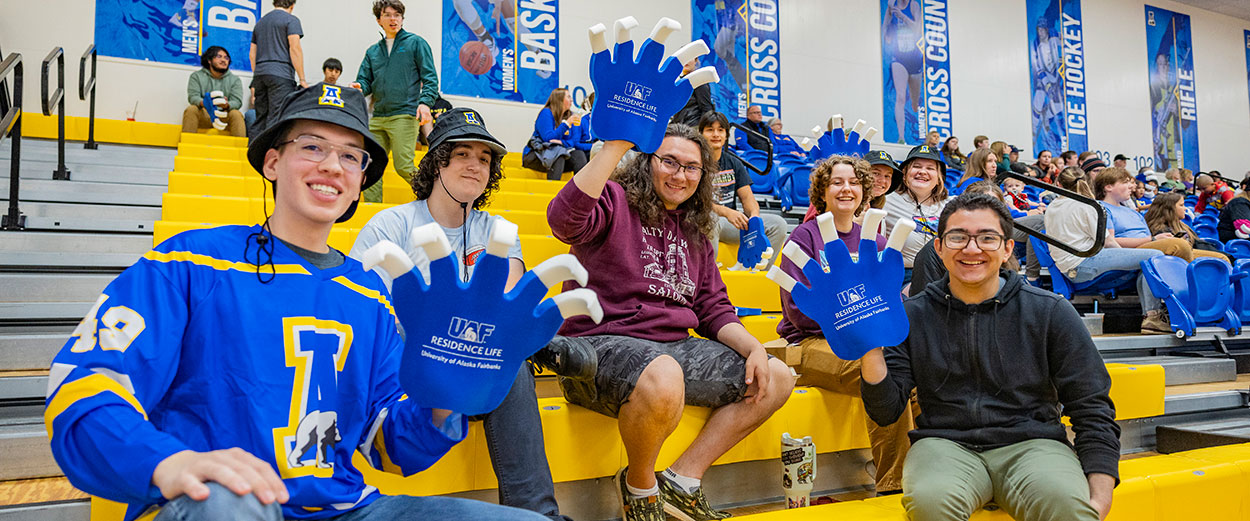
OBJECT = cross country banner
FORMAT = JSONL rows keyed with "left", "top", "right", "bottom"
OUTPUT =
{"left": 879, "top": 0, "right": 952, "bottom": 145}
{"left": 691, "top": 0, "right": 781, "bottom": 120}
{"left": 441, "top": 0, "right": 558, "bottom": 104}
{"left": 1025, "top": 0, "right": 1088, "bottom": 156}
{"left": 94, "top": 0, "right": 258, "bottom": 72}
{"left": 1144, "top": 5, "right": 1199, "bottom": 172}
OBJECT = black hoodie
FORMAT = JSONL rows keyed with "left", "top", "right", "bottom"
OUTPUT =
{"left": 861, "top": 270, "right": 1121, "bottom": 482}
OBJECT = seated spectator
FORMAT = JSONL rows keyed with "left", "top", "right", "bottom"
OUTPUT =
{"left": 1095, "top": 167, "right": 1224, "bottom": 262}
{"left": 883, "top": 145, "right": 951, "bottom": 283}
{"left": 1160, "top": 167, "right": 1186, "bottom": 192}
{"left": 777, "top": 155, "right": 914, "bottom": 495}
{"left": 1007, "top": 144, "right": 1020, "bottom": 164}
{"left": 1033, "top": 149, "right": 1059, "bottom": 182}
{"left": 1046, "top": 167, "right": 1169, "bottom": 333}
{"left": 990, "top": 141, "right": 1010, "bottom": 173}
{"left": 866, "top": 150, "right": 903, "bottom": 212}
{"left": 1132, "top": 179, "right": 1152, "bottom": 209}
{"left": 182, "top": 46, "right": 245, "bottom": 137}
{"left": 924, "top": 130, "right": 941, "bottom": 148}
{"left": 972, "top": 135, "right": 989, "bottom": 150}
{"left": 1145, "top": 192, "right": 1231, "bottom": 262}
{"left": 321, "top": 57, "right": 342, "bottom": 85}
{"left": 768, "top": 118, "right": 806, "bottom": 158}
{"left": 1180, "top": 168, "right": 1195, "bottom": 191}
{"left": 939, "top": 135, "right": 966, "bottom": 170}
{"left": 1194, "top": 173, "right": 1234, "bottom": 214}
{"left": 700, "top": 112, "right": 788, "bottom": 268}
{"left": 671, "top": 58, "right": 713, "bottom": 128}
{"left": 575, "top": 92, "right": 597, "bottom": 154}
{"left": 1080, "top": 154, "right": 1107, "bottom": 179}
{"left": 861, "top": 192, "right": 1120, "bottom": 521}
{"left": 910, "top": 181, "right": 1022, "bottom": 296}
{"left": 1059, "top": 149, "right": 1078, "bottom": 167}
{"left": 955, "top": 147, "right": 998, "bottom": 195}
{"left": 735, "top": 104, "right": 774, "bottom": 152}
{"left": 1217, "top": 176, "right": 1250, "bottom": 242}
{"left": 545, "top": 125, "right": 793, "bottom": 521}
{"left": 1002, "top": 177, "right": 1042, "bottom": 215}
{"left": 1113, "top": 153, "right": 1129, "bottom": 169}
{"left": 523, "top": 88, "right": 587, "bottom": 181}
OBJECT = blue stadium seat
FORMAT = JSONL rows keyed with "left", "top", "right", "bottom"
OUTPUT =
{"left": 944, "top": 168, "right": 963, "bottom": 193}
{"left": 776, "top": 162, "right": 812, "bottom": 210}
{"left": 1194, "top": 214, "right": 1218, "bottom": 228}
{"left": 1203, "top": 207, "right": 1220, "bottom": 217}
{"left": 1195, "top": 222, "right": 1218, "bottom": 240}
{"left": 1233, "top": 259, "right": 1250, "bottom": 324}
{"left": 1225, "top": 239, "right": 1250, "bottom": 260}
{"left": 1185, "top": 195, "right": 1199, "bottom": 205}
{"left": 737, "top": 149, "right": 775, "bottom": 195}
{"left": 1140, "top": 256, "right": 1241, "bottom": 338}
{"left": 1030, "top": 236, "right": 1137, "bottom": 299}
{"left": 1204, "top": 237, "right": 1226, "bottom": 252}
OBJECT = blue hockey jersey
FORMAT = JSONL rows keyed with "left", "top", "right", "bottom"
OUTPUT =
{"left": 44, "top": 225, "right": 467, "bottom": 520}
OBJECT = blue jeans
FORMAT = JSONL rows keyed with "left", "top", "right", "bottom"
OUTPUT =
{"left": 1070, "top": 247, "right": 1163, "bottom": 314}
{"left": 481, "top": 365, "right": 568, "bottom": 520}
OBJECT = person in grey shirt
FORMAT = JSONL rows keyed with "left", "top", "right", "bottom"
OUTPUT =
{"left": 250, "top": 0, "right": 305, "bottom": 135}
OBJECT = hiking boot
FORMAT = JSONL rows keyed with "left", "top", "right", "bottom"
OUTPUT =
{"left": 532, "top": 336, "right": 597, "bottom": 380}
{"left": 1141, "top": 311, "right": 1172, "bottom": 335}
{"left": 615, "top": 468, "right": 666, "bottom": 521}
{"left": 657, "top": 472, "right": 731, "bottom": 521}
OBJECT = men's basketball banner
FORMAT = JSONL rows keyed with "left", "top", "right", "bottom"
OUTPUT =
{"left": 691, "top": 0, "right": 781, "bottom": 119}
{"left": 1025, "top": 0, "right": 1087, "bottom": 156}
{"left": 1144, "top": 5, "right": 1199, "bottom": 172}
{"left": 94, "top": 0, "right": 258, "bottom": 72}
{"left": 879, "top": 0, "right": 952, "bottom": 145}
{"left": 441, "top": 0, "right": 558, "bottom": 104}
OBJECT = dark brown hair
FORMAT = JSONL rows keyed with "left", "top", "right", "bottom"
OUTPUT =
{"left": 412, "top": 142, "right": 503, "bottom": 210}
{"left": 958, "top": 147, "right": 997, "bottom": 187}
{"left": 612, "top": 125, "right": 716, "bottom": 243}
{"left": 372, "top": 0, "right": 404, "bottom": 18}
{"left": 1143, "top": 192, "right": 1196, "bottom": 245}
{"left": 1093, "top": 166, "right": 1133, "bottom": 200}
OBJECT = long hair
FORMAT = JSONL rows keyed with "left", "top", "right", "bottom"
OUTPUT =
{"left": 897, "top": 158, "right": 949, "bottom": 204}
{"left": 958, "top": 148, "right": 997, "bottom": 187}
{"left": 412, "top": 142, "right": 504, "bottom": 210}
{"left": 942, "top": 136, "right": 965, "bottom": 162}
{"left": 1144, "top": 192, "right": 1195, "bottom": 245}
{"left": 809, "top": 155, "right": 873, "bottom": 216}
{"left": 612, "top": 124, "right": 716, "bottom": 243}
{"left": 543, "top": 88, "right": 571, "bottom": 127}
{"left": 1056, "top": 166, "right": 1094, "bottom": 199}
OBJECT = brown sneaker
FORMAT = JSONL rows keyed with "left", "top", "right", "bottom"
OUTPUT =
{"left": 1140, "top": 311, "right": 1172, "bottom": 335}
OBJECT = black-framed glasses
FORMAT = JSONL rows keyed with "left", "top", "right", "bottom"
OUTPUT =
{"left": 941, "top": 231, "right": 1005, "bottom": 251}
{"left": 653, "top": 155, "right": 702, "bottom": 177}
{"left": 277, "top": 135, "right": 371, "bottom": 172}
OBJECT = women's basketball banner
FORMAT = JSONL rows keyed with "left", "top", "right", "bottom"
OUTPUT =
{"left": 880, "top": 0, "right": 952, "bottom": 146}
{"left": 1144, "top": 5, "right": 1199, "bottom": 172}
{"left": 691, "top": 0, "right": 782, "bottom": 120}
{"left": 94, "top": 0, "right": 258, "bottom": 71}
{"left": 440, "top": 0, "right": 558, "bottom": 104}
{"left": 1025, "top": 0, "right": 1087, "bottom": 156}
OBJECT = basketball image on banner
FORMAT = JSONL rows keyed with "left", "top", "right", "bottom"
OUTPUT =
{"left": 441, "top": 0, "right": 558, "bottom": 104}
{"left": 691, "top": 0, "right": 782, "bottom": 119}
{"left": 1026, "top": 0, "right": 1088, "bottom": 156}
{"left": 94, "top": 0, "right": 258, "bottom": 72}
{"left": 1144, "top": 5, "right": 1200, "bottom": 172}
{"left": 880, "top": 0, "right": 952, "bottom": 145}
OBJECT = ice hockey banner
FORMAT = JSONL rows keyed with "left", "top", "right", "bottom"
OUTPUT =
{"left": 1144, "top": 5, "right": 1199, "bottom": 172}
{"left": 94, "top": 0, "right": 258, "bottom": 72}
{"left": 691, "top": 0, "right": 781, "bottom": 119}
{"left": 1025, "top": 0, "right": 1087, "bottom": 156}
{"left": 441, "top": 0, "right": 558, "bottom": 104}
{"left": 880, "top": 0, "right": 952, "bottom": 145}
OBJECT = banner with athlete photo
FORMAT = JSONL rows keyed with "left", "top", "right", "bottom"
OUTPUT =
{"left": 94, "top": 0, "right": 258, "bottom": 71}
{"left": 1244, "top": 30, "right": 1250, "bottom": 127}
{"left": 880, "top": 0, "right": 952, "bottom": 145}
{"left": 440, "top": 0, "right": 558, "bottom": 104}
{"left": 1144, "top": 5, "right": 1199, "bottom": 172}
{"left": 691, "top": 0, "right": 781, "bottom": 120}
{"left": 1025, "top": 0, "right": 1088, "bottom": 156}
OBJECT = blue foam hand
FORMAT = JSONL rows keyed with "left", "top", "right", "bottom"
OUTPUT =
{"left": 587, "top": 17, "right": 721, "bottom": 153}
{"left": 810, "top": 116, "right": 877, "bottom": 160}
{"left": 202, "top": 91, "right": 228, "bottom": 130}
{"left": 730, "top": 216, "right": 773, "bottom": 271}
{"left": 767, "top": 210, "right": 914, "bottom": 360}
{"left": 362, "top": 221, "right": 603, "bottom": 416}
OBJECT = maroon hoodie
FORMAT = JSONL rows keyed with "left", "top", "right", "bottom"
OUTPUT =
{"left": 547, "top": 180, "right": 740, "bottom": 342}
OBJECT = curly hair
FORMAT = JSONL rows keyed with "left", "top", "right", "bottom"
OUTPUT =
{"left": 411, "top": 142, "right": 503, "bottom": 210}
{"left": 372, "top": 0, "right": 404, "bottom": 18}
{"left": 612, "top": 124, "right": 716, "bottom": 244}
{"left": 809, "top": 155, "right": 873, "bottom": 216}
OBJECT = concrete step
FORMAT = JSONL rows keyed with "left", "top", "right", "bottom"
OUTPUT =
{"left": 0, "top": 274, "right": 114, "bottom": 303}
{"left": 0, "top": 501, "right": 89, "bottom": 521}
{"left": 0, "top": 376, "right": 47, "bottom": 402}
{"left": 0, "top": 404, "right": 59, "bottom": 481}
{"left": 4, "top": 158, "right": 170, "bottom": 186}
{"left": 0, "top": 232, "right": 151, "bottom": 254}
{"left": 1, "top": 178, "right": 164, "bottom": 207}
{"left": 15, "top": 202, "right": 161, "bottom": 221}
{"left": 1106, "top": 355, "right": 1238, "bottom": 386}
{"left": 1, "top": 138, "right": 175, "bottom": 163}
{"left": 0, "top": 303, "right": 95, "bottom": 324}
{"left": 0, "top": 332, "right": 69, "bottom": 371}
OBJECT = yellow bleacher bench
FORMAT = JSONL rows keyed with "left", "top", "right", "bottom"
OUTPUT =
{"left": 176, "top": 142, "right": 249, "bottom": 162}
{"left": 174, "top": 156, "right": 256, "bottom": 177}
{"left": 179, "top": 132, "right": 248, "bottom": 148}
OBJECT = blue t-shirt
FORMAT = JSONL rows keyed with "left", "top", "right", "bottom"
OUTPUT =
{"left": 1102, "top": 202, "right": 1150, "bottom": 238}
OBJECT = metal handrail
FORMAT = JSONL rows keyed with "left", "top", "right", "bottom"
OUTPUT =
{"left": 1, "top": 51, "right": 25, "bottom": 230}
{"left": 78, "top": 44, "right": 97, "bottom": 150}
{"left": 727, "top": 121, "right": 774, "bottom": 178}
{"left": 995, "top": 171, "right": 1106, "bottom": 257}
{"left": 41, "top": 46, "right": 69, "bottom": 180}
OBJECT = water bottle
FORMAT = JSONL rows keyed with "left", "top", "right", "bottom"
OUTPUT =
{"left": 781, "top": 432, "right": 815, "bottom": 508}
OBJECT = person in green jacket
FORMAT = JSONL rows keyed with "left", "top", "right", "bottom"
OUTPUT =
{"left": 351, "top": 0, "right": 439, "bottom": 203}
{"left": 182, "top": 46, "right": 246, "bottom": 137}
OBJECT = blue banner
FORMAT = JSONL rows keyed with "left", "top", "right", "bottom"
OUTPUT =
{"left": 880, "top": 0, "right": 952, "bottom": 145}
{"left": 440, "top": 0, "right": 558, "bottom": 104}
{"left": 1025, "top": 0, "right": 1087, "bottom": 156}
{"left": 1245, "top": 30, "right": 1250, "bottom": 129}
{"left": 1145, "top": 5, "right": 1199, "bottom": 172}
{"left": 95, "top": 0, "right": 258, "bottom": 72}
{"left": 691, "top": 0, "right": 782, "bottom": 120}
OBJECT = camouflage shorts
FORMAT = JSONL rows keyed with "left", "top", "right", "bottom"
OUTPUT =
{"left": 554, "top": 335, "right": 748, "bottom": 418}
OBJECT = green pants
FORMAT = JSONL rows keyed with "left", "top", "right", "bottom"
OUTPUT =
{"left": 365, "top": 114, "right": 418, "bottom": 203}
{"left": 902, "top": 437, "right": 1099, "bottom": 521}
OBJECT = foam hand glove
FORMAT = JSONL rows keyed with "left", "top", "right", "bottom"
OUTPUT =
{"left": 766, "top": 209, "right": 914, "bottom": 360}
{"left": 586, "top": 17, "right": 720, "bottom": 153}
{"left": 729, "top": 216, "right": 773, "bottom": 271}
{"left": 362, "top": 221, "right": 603, "bottom": 415}
{"left": 203, "top": 91, "right": 229, "bottom": 130}
{"left": 1236, "top": 219, "right": 1250, "bottom": 240}
{"left": 810, "top": 115, "right": 877, "bottom": 160}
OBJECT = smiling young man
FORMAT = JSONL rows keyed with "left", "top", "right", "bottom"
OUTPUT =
{"left": 183, "top": 46, "right": 246, "bottom": 137}
{"left": 857, "top": 192, "right": 1120, "bottom": 521}
{"left": 699, "top": 111, "right": 788, "bottom": 268}
{"left": 46, "top": 84, "right": 543, "bottom": 521}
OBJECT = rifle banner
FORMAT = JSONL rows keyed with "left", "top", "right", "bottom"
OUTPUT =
{"left": 691, "top": 0, "right": 781, "bottom": 120}
{"left": 880, "top": 0, "right": 952, "bottom": 145}
{"left": 1026, "top": 0, "right": 1087, "bottom": 156}
{"left": 441, "top": 0, "right": 558, "bottom": 104}
{"left": 1144, "top": 5, "right": 1199, "bottom": 172}
{"left": 94, "top": 0, "right": 258, "bottom": 72}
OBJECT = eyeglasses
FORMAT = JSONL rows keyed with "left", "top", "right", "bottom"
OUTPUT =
{"left": 653, "top": 155, "right": 702, "bottom": 177}
{"left": 277, "top": 135, "right": 371, "bottom": 172}
{"left": 941, "top": 231, "right": 1005, "bottom": 251}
